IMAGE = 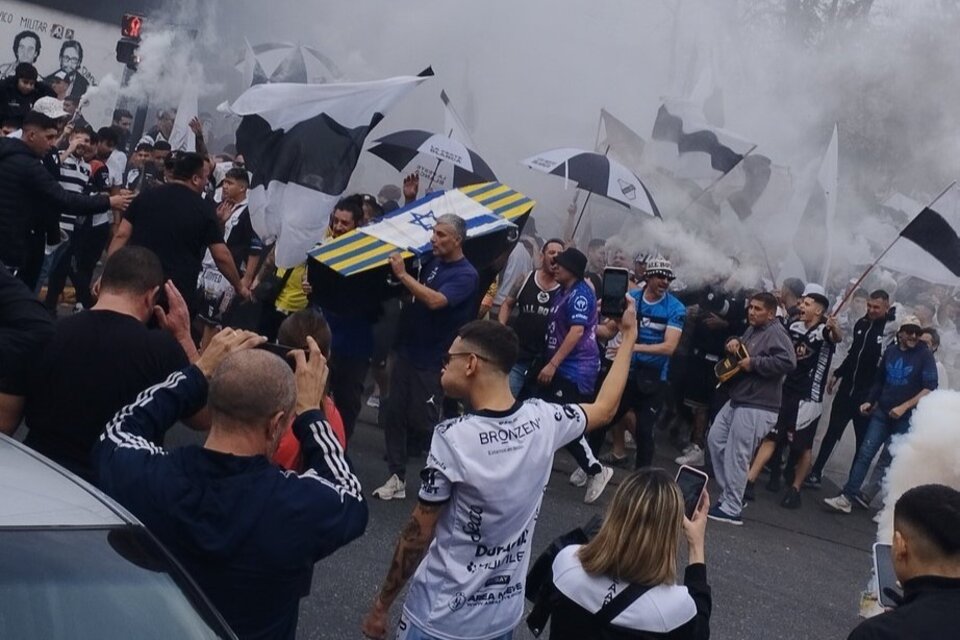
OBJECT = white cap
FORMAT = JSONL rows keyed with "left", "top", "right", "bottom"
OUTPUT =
{"left": 31, "top": 97, "right": 69, "bottom": 120}
{"left": 803, "top": 283, "right": 826, "bottom": 298}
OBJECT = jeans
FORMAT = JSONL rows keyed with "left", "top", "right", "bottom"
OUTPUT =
{"left": 508, "top": 360, "right": 531, "bottom": 398}
{"left": 841, "top": 409, "right": 911, "bottom": 499}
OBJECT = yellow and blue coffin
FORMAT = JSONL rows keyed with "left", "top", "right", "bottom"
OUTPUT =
{"left": 306, "top": 182, "right": 535, "bottom": 313}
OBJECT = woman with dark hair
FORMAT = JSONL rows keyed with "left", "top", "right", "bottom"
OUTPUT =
{"left": 535, "top": 468, "right": 712, "bottom": 639}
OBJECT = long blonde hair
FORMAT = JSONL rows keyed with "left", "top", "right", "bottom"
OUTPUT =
{"left": 578, "top": 468, "right": 684, "bottom": 585}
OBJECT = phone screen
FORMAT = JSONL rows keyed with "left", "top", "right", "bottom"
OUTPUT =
{"left": 256, "top": 342, "right": 299, "bottom": 370}
{"left": 676, "top": 466, "right": 708, "bottom": 519}
{"left": 600, "top": 268, "right": 630, "bottom": 317}
{"left": 873, "top": 542, "right": 902, "bottom": 608}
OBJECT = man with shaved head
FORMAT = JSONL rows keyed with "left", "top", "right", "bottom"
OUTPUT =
{"left": 94, "top": 329, "right": 368, "bottom": 640}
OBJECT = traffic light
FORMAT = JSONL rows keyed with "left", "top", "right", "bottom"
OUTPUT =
{"left": 117, "top": 14, "right": 143, "bottom": 70}
{"left": 121, "top": 14, "right": 143, "bottom": 39}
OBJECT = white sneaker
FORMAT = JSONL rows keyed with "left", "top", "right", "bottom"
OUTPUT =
{"left": 584, "top": 467, "right": 614, "bottom": 504}
{"left": 569, "top": 468, "right": 588, "bottom": 488}
{"left": 366, "top": 395, "right": 381, "bottom": 409}
{"left": 823, "top": 494, "right": 852, "bottom": 514}
{"left": 372, "top": 474, "right": 406, "bottom": 500}
{"left": 675, "top": 444, "right": 704, "bottom": 466}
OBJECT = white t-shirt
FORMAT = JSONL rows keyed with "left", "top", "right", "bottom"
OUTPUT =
{"left": 403, "top": 399, "right": 588, "bottom": 640}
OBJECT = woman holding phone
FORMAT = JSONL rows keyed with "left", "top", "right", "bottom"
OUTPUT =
{"left": 533, "top": 468, "right": 711, "bottom": 639}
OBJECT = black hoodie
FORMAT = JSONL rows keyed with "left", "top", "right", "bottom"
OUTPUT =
{"left": 0, "top": 136, "right": 109, "bottom": 268}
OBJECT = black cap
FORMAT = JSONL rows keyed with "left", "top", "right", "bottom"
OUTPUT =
{"left": 554, "top": 248, "right": 587, "bottom": 280}
{"left": 15, "top": 63, "right": 37, "bottom": 81}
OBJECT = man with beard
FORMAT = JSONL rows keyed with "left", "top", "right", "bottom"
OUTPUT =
{"left": 824, "top": 315, "right": 938, "bottom": 514}
{"left": 497, "top": 238, "right": 565, "bottom": 397}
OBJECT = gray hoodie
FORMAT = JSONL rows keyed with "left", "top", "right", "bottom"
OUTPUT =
{"left": 728, "top": 319, "right": 796, "bottom": 411}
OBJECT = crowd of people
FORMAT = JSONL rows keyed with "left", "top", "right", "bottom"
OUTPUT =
{"left": 1, "top": 85, "right": 959, "bottom": 640}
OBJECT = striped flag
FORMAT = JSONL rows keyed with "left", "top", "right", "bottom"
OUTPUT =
{"left": 880, "top": 184, "right": 960, "bottom": 285}
{"left": 229, "top": 69, "right": 432, "bottom": 268}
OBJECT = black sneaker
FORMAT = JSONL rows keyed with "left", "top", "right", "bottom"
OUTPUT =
{"left": 803, "top": 472, "right": 822, "bottom": 490}
{"left": 743, "top": 481, "right": 756, "bottom": 502}
{"left": 780, "top": 487, "right": 802, "bottom": 509}
{"left": 765, "top": 474, "right": 781, "bottom": 493}
{"left": 599, "top": 452, "right": 629, "bottom": 467}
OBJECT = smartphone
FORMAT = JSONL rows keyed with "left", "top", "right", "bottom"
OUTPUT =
{"left": 873, "top": 542, "right": 902, "bottom": 608}
{"left": 676, "top": 465, "right": 709, "bottom": 519}
{"left": 600, "top": 267, "right": 630, "bottom": 317}
{"left": 256, "top": 342, "right": 299, "bottom": 369}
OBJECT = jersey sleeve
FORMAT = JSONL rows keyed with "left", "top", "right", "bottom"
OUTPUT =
{"left": 668, "top": 298, "right": 687, "bottom": 330}
{"left": 419, "top": 425, "right": 462, "bottom": 503}
{"left": 566, "top": 285, "right": 595, "bottom": 327}
{"left": 436, "top": 265, "right": 478, "bottom": 308}
{"left": 541, "top": 400, "right": 587, "bottom": 449}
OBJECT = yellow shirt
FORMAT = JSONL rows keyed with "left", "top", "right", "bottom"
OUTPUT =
{"left": 274, "top": 263, "right": 308, "bottom": 313}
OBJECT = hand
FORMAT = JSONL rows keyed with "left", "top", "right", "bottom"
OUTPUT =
{"left": 109, "top": 193, "right": 134, "bottom": 211}
{"left": 860, "top": 402, "right": 873, "bottom": 416}
{"left": 237, "top": 283, "right": 253, "bottom": 301}
{"left": 402, "top": 172, "right": 419, "bottom": 201}
{"left": 826, "top": 377, "right": 835, "bottom": 395}
{"left": 619, "top": 294, "right": 638, "bottom": 335}
{"left": 195, "top": 328, "right": 266, "bottom": 378}
{"left": 361, "top": 602, "right": 388, "bottom": 640}
{"left": 189, "top": 116, "right": 203, "bottom": 138}
{"left": 62, "top": 121, "right": 75, "bottom": 138}
{"left": 153, "top": 281, "right": 191, "bottom": 340}
{"left": 703, "top": 313, "right": 728, "bottom": 330}
{"left": 826, "top": 314, "right": 839, "bottom": 332}
{"left": 291, "top": 336, "right": 329, "bottom": 414}
{"left": 388, "top": 252, "right": 407, "bottom": 279}
{"left": 537, "top": 362, "right": 557, "bottom": 386}
{"left": 216, "top": 199, "right": 235, "bottom": 224}
{"left": 725, "top": 339, "right": 741, "bottom": 355}
{"left": 889, "top": 404, "right": 906, "bottom": 419}
{"left": 683, "top": 488, "right": 709, "bottom": 548}
{"left": 739, "top": 356, "right": 752, "bottom": 371}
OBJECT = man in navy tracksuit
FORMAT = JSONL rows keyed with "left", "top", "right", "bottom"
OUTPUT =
{"left": 94, "top": 329, "right": 368, "bottom": 640}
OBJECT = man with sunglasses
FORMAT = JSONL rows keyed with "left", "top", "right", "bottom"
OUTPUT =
{"left": 824, "top": 316, "right": 938, "bottom": 514}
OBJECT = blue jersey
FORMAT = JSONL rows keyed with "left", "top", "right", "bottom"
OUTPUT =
{"left": 629, "top": 289, "right": 686, "bottom": 381}
{"left": 545, "top": 280, "right": 600, "bottom": 394}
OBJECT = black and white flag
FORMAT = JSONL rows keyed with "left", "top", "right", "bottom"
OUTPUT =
{"left": 229, "top": 69, "right": 432, "bottom": 268}
{"left": 880, "top": 184, "right": 960, "bottom": 286}
{"left": 649, "top": 98, "right": 754, "bottom": 180}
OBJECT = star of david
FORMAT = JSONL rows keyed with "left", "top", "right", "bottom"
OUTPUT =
{"left": 410, "top": 209, "right": 437, "bottom": 231}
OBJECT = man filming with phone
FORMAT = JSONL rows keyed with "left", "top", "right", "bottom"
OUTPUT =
{"left": 849, "top": 484, "right": 960, "bottom": 639}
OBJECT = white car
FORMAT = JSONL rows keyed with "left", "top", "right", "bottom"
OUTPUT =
{"left": 0, "top": 433, "right": 237, "bottom": 639}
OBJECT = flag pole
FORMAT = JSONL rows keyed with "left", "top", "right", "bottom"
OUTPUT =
{"left": 678, "top": 144, "right": 757, "bottom": 217}
{"left": 833, "top": 180, "right": 957, "bottom": 314}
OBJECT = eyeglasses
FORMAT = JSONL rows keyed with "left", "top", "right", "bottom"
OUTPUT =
{"left": 901, "top": 328, "right": 921, "bottom": 337}
{"left": 441, "top": 352, "right": 491, "bottom": 366}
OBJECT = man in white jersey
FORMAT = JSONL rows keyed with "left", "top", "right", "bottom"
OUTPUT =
{"left": 362, "top": 296, "right": 639, "bottom": 640}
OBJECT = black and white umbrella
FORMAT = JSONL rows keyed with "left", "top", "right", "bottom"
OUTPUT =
{"left": 367, "top": 129, "right": 497, "bottom": 188}
{"left": 522, "top": 147, "right": 661, "bottom": 218}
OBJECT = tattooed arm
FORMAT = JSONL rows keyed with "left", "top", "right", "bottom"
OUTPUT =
{"left": 361, "top": 501, "right": 445, "bottom": 639}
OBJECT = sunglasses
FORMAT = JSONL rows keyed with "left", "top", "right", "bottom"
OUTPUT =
{"left": 441, "top": 352, "right": 491, "bottom": 366}
{"left": 901, "top": 328, "right": 921, "bottom": 337}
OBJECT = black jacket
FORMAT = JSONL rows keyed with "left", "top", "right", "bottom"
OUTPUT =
{"left": 832, "top": 308, "right": 896, "bottom": 400}
{"left": 0, "top": 262, "right": 54, "bottom": 394}
{"left": 0, "top": 76, "right": 54, "bottom": 126}
{"left": 848, "top": 575, "right": 960, "bottom": 640}
{"left": 0, "top": 137, "right": 109, "bottom": 268}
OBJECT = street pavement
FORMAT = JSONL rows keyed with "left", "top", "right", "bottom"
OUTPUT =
{"left": 288, "top": 402, "right": 876, "bottom": 640}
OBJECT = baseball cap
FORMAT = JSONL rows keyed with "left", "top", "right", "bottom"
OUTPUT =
{"left": 645, "top": 256, "right": 675, "bottom": 280}
{"left": 31, "top": 97, "right": 69, "bottom": 120}
{"left": 803, "top": 283, "right": 829, "bottom": 309}
{"left": 899, "top": 315, "right": 922, "bottom": 332}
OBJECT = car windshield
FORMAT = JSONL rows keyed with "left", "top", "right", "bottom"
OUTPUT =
{"left": 0, "top": 527, "right": 234, "bottom": 639}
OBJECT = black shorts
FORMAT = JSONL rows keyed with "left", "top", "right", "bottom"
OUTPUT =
{"left": 791, "top": 417, "right": 819, "bottom": 451}
{"left": 682, "top": 355, "right": 719, "bottom": 409}
{"left": 766, "top": 388, "right": 802, "bottom": 442}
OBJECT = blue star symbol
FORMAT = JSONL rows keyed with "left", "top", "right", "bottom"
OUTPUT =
{"left": 410, "top": 209, "right": 437, "bottom": 231}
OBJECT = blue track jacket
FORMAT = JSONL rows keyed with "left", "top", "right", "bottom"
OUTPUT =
{"left": 94, "top": 366, "right": 368, "bottom": 640}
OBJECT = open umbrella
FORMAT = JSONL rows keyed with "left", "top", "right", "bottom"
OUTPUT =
{"left": 367, "top": 129, "right": 497, "bottom": 190}
{"left": 306, "top": 182, "right": 532, "bottom": 314}
{"left": 522, "top": 148, "right": 661, "bottom": 234}
{"left": 237, "top": 40, "right": 344, "bottom": 86}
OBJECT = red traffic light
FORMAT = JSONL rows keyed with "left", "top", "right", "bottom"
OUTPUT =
{"left": 121, "top": 14, "right": 143, "bottom": 39}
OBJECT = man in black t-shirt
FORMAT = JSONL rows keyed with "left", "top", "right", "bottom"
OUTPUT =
{"left": 106, "top": 152, "right": 250, "bottom": 315}
{"left": 497, "top": 238, "right": 564, "bottom": 397}
{"left": 22, "top": 247, "right": 202, "bottom": 482}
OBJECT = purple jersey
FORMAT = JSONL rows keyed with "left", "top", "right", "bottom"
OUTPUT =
{"left": 545, "top": 280, "right": 600, "bottom": 394}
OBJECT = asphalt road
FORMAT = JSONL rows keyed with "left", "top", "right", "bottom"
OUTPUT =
{"left": 285, "top": 402, "right": 876, "bottom": 640}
